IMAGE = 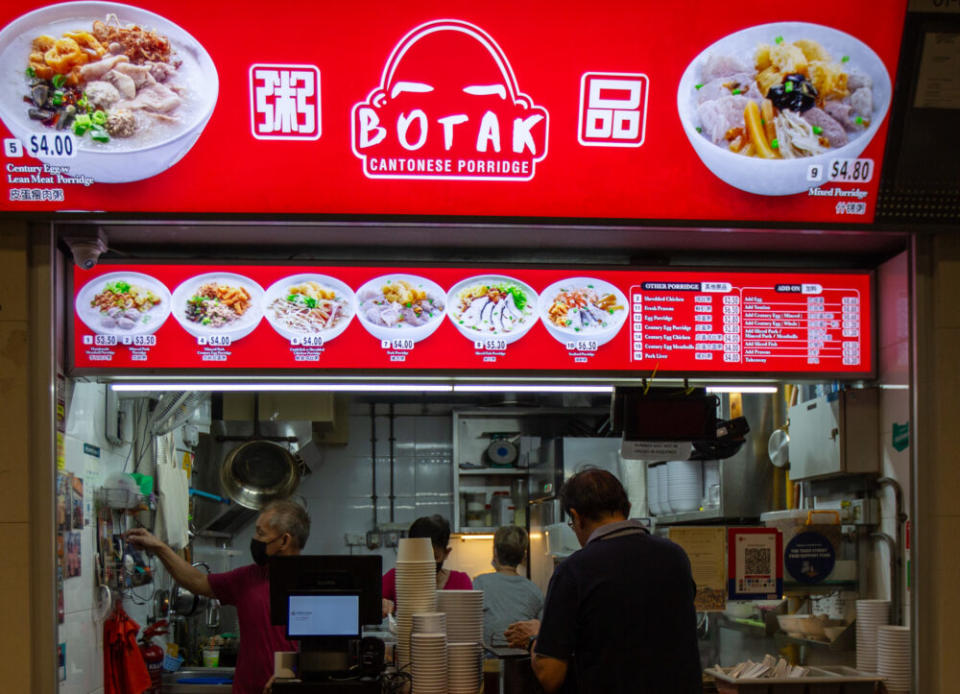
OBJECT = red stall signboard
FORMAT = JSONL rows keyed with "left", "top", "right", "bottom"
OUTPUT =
{"left": 70, "top": 264, "right": 873, "bottom": 376}
{"left": 0, "top": 1, "right": 906, "bottom": 223}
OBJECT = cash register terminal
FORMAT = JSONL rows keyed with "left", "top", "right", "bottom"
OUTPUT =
{"left": 269, "top": 556, "right": 384, "bottom": 693}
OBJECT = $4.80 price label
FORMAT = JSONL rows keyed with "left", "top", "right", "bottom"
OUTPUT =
{"left": 28, "top": 133, "right": 77, "bottom": 158}
{"left": 828, "top": 158, "right": 873, "bottom": 183}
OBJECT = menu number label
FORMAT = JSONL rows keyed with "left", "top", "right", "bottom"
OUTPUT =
{"left": 828, "top": 158, "right": 873, "bottom": 183}
{"left": 199, "top": 335, "right": 231, "bottom": 347}
{"left": 28, "top": 133, "right": 76, "bottom": 158}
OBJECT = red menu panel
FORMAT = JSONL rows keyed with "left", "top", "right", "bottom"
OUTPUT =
{"left": 70, "top": 264, "right": 873, "bottom": 376}
{"left": 0, "top": 1, "right": 907, "bottom": 223}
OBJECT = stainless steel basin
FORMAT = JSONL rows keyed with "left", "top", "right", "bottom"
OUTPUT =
{"left": 162, "top": 666, "right": 235, "bottom": 694}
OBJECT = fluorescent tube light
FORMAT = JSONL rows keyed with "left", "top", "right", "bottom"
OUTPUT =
{"left": 455, "top": 534, "right": 495, "bottom": 541}
{"left": 110, "top": 383, "right": 453, "bottom": 393}
{"left": 452, "top": 385, "right": 613, "bottom": 393}
{"left": 705, "top": 386, "right": 778, "bottom": 394}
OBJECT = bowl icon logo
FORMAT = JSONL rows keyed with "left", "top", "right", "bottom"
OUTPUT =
{"left": 351, "top": 19, "right": 549, "bottom": 181}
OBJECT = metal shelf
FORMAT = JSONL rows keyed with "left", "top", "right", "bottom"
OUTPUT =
{"left": 458, "top": 467, "right": 529, "bottom": 476}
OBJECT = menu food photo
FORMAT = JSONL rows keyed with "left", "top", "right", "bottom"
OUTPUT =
{"left": 0, "top": 0, "right": 907, "bottom": 223}
{"left": 71, "top": 263, "right": 873, "bottom": 376}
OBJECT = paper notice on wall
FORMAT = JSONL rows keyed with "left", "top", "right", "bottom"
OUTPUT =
{"left": 668, "top": 526, "right": 727, "bottom": 611}
{"left": 620, "top": 440, "right": 692, "bottom": 461}
{"left": 915, "top": 33, "right": 960, "bottom": 109}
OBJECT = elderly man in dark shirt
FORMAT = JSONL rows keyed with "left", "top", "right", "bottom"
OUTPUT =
{"left": 506, "top": 468, "right": 702, "bottom": 693}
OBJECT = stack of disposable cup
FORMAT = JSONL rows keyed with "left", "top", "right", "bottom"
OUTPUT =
{"left": 395, "top": 538, "right": 437, "bottom": 668}
{"left": 656, "top": 465, "right": 673, "bottom": 514}
{"left": 410, "top": 632, "right": 447, "bottom": 694}
{"left": 646, "top": 463, "right": 661, "bottom": 516}
{"left": 448, "top": 642, "right": 484, "bottom": 694}
{"left": 856, "top": 599, "right": 890, "bottom": 672}
{"left": 667, "top": 459, "right": 703, "bottom": 514}
{"left": 437, "top": 589, "right": 484, "bottom": 644}
{"left": 877, "top": 625, "right": 911, "bottom": 692}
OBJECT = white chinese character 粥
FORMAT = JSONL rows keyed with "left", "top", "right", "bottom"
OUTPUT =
{"left": 250, "top": 64, "right": 321, "bottom": 140}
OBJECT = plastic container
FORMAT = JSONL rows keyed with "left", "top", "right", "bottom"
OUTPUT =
{"left": 491, "top": 491, "right": 512, "bottom": 526}
{"left": 162, "top": 654, "right": 184, "bottom": 672}
{"left": 202, "top": 648, "right": 220, "bottom": 667}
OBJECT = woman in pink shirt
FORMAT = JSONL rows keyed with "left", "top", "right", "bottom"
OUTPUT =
{"left": 382, "top": 515, "right": 472, "bottom": 615}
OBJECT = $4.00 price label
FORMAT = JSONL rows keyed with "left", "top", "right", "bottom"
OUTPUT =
{"left": 27, "top": 133, "right": 77, "bottom": 158}
{"left": 382, "top": 338, "right": 415, "bottom": 350}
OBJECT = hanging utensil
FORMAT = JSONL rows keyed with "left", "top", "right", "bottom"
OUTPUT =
{"left": 217, "top": 393, "right": 305, "bottom": 509}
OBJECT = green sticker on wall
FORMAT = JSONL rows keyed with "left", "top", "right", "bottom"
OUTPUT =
{"left": 892, "top": 422, "right": 909, "bottom": 452}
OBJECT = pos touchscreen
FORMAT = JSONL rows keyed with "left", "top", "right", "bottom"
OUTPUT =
{"left": 285, "top": 590, "right": 362, "bottom": 640}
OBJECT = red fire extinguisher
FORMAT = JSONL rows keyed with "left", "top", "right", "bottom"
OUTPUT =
{"left": 139, "top": 620, "right": 168, "bottom": 694}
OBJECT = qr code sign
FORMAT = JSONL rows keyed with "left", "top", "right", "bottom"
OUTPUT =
{"left": 578, "top": 72, "right": 649, "bottom": 147}
{"left": 744, "top": 547, "right": 771, "bottom": 575}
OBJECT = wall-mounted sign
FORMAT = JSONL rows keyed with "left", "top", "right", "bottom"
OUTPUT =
{"left": 70, "top": 263, "right": 874, "bottom": 376}
{"left": 0, "top": 1, "right": 907, "bottom": 222}
{"left": 728, "top": 527, "right": 783, "bottom": 600}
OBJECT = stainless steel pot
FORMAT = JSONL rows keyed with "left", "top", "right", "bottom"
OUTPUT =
{"left": 219, "top": 439, "right": 302, "bottom": 510}
{"left": 171, "top": 561, "right": 211, "bottom": 617}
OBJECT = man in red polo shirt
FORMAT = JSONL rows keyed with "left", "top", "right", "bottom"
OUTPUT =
{"left": 127, "top": 499, "right": 310, "bottom": 694}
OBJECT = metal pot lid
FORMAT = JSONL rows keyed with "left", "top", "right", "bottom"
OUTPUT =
{"left": 220, "top": 440, "right": 301, "bottom": 510}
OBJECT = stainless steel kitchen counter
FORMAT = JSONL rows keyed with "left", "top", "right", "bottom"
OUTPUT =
{"left": 162, "top": 666, "right": 235, "bottom": 693}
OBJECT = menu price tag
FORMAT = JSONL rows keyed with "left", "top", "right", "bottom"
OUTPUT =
{"left": 122, "top": 335, "right": 157, "bottom": 347}
{"left": 293, "top": 336, "right": 324, "bottom": 347}
{"left": 93, "top": 334, "right": 117, "bottom": 346}
{"left": 199, "top": 335, "right": 231, "bottom": 347}
{"left": 828, "top": 158, "right": 873, "bottom": 183}
{"left": 475, "top": 339, "right": 507, "bottom": 351}
{"left": 382, "top": 338, "right": 415, "bottom": 350}
{"left": 565, "top": 340, "right": 599, "bottom": 352}
{"left": 28, "top": 132, "right": 76, "bottom": 159}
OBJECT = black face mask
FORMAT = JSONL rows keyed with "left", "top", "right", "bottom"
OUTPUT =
{"left": 250, "top": 536, "right": 280, "bottom": 566}
{"left": 436, "top": 562, "right": 444, "bottom": 573}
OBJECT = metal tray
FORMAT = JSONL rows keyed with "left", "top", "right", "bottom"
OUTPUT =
{"left": 705, "top": 665, "right": 884, "bottom": 694}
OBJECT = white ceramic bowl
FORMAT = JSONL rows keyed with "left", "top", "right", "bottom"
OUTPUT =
{"left": 171, "top": 272, "right": 264, "bottom": 342}
{"left": 677, "top": 22, "right": 891, "bottom": 196}
{"left": 75, "top": 270, "right": 171, "bottom": 335}
{"left": 355, "top": 274, "right": 446, "bottom": 344}
{"left": 262, "top": 273, "right": 356, "bottom": 344}
{"left": 537, "top": 277, "right": 628, "bottom": 348}
{"left": 446, "top": 275, "right": 538, "bottom": 345}
{"left": 0, "top": 2, "right": 218, "bottom": 183}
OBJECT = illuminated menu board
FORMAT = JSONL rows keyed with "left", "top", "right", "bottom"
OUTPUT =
{"left": 0, "top": 0, "right": 907, "bottom": 223}
{"left": 70, "top": 264, "right": 873, "bottom": 376}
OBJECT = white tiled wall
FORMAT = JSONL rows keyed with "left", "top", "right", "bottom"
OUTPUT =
{"left": 231, "top": 403, "right": 456, "bottom": 579}
{"left": 59, "top": 382, "right": 172, "bottom": 694}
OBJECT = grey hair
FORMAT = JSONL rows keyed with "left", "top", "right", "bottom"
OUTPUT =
{"left": 493, "top": 525, "right": 528, "bottom": 567}
{"left": 262, "top": 499, "right": 311, "bottom": 549}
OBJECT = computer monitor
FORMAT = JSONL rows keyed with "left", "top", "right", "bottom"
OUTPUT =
{"left": 285, "top": 590, "right": 362, "bottom": 640}
{"left": 269, "top": 555, "right": 383, "bottom": 628}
